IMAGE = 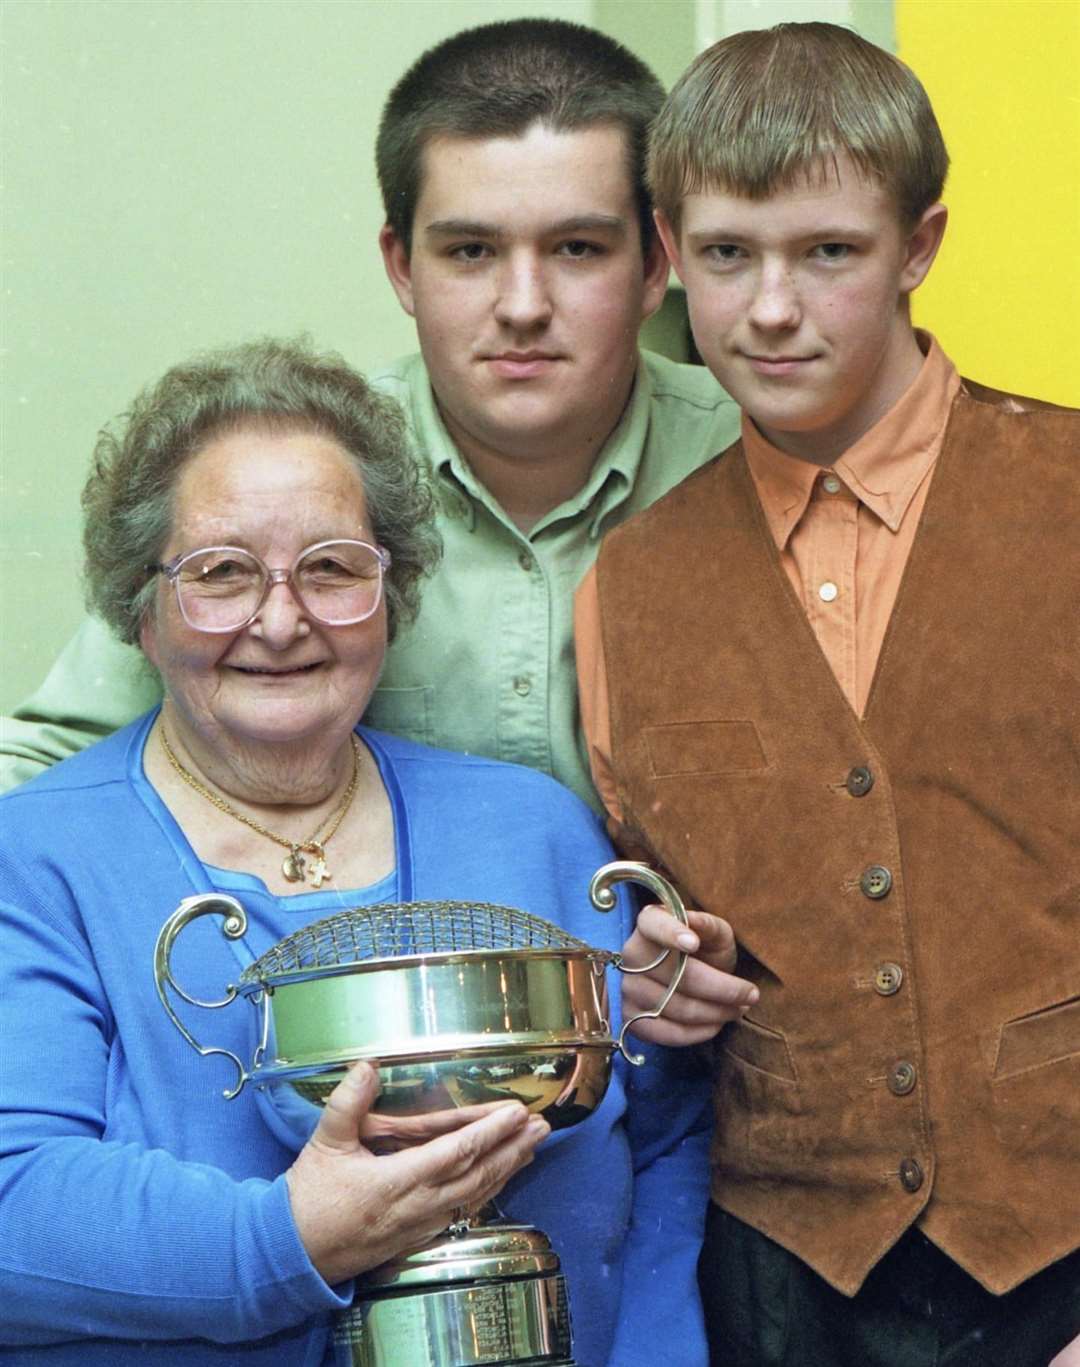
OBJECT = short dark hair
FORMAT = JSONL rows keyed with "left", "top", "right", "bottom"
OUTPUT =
{"left": 649, "top": 22, "right": 948, "bottom": 230}
{"left": 376, "top": 18, "right": 664, "bottom": 253}
{"left": 82, "top": 338, "right": 440, "bottom": 646}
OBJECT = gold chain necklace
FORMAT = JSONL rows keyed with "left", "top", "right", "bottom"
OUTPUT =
{"left": 159, "top": 727, "right": 361, "bottom": 888}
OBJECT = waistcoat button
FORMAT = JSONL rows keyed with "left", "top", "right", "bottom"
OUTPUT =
{"left": 888, "top": 1060, "right": 918, "bottom": 1095}
{"left": 899, "top": 1158, "right": 925, "bottom": 1192}
{"left": 874, "top": 962, "right": 903, "bottom": 995}
{"left": 846, "top": 766, "right": 874, "bottom": 797}
{"left": 860, "top": 865, "right": 893, "bottom": 899}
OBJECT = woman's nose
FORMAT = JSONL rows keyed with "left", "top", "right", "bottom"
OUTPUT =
{"left": 247, "top": 576, "right": 310, "bottom": 645}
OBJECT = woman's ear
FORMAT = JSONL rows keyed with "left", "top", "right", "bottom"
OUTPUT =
{"left": 140, "top": 608, "right": 160, "bottom": 672}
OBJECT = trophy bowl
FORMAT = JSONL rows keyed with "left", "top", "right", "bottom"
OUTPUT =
{"left": 154, "top": 862, "right": 689, "bottom": 1367}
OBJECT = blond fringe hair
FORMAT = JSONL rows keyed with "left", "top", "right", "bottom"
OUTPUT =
{"left": 648, "top": 23, "right": 948, "bottom": 229}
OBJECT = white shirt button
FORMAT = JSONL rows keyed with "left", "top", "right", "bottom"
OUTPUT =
{"left": 819, "top": 581, "right": 839, "bottom": 602}
{"left": 823, "top": 475, "right": 841, "bottom": 494}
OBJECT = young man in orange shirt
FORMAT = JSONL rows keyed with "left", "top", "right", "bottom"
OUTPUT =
{"left": 577, "top": 22, "right": 1079, "bottom": 1367}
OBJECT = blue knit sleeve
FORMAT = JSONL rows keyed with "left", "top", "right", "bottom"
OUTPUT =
{"left": 607, "top": 1039, "right": 713, "bottom": 1367}
{"left": 0, "top": 881, "right": 350, "bottom": 1350}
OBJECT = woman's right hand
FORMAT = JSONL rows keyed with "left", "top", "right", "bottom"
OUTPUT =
{"left": 286, "top": 1062, "right": 549, "bottom": 1285}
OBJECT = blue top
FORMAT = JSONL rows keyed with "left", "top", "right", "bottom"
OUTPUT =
{"left": 0, "top": 712, "right": 711, "bottom": 1366}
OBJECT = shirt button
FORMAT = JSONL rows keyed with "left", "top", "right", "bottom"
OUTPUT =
{"left": 860, "top": 865, "right": 893, "bottom": 900}
{"left": 899, "top": 1158, "right": 924, "bottom": 1192}
{"left": 888, "top": 1060, "right": 918, "bottom": 1095}
{"left": 823, "top": 475, "right": 842, "bottom": 494}
{"left": 818, "top": 581, "right": 839, "bottom": 602}
{"left": 874, "top": 962, "right": 903, "bottom": 996}
{"left": 513, "top": 675, "right": 532, "bottom": 697}
{"left": 518, "top": 550, "right": 535, "bottom": 572}
{"left": 846, "top": 766, "right": 874, "bottom": 797}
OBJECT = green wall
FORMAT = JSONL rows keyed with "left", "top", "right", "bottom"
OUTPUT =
{"left": 2, "top": 0, "right": 593, "bottom": 711}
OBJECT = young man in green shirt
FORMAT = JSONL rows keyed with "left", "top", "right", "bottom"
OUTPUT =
{"left": 0, "top": 18, "right": 739, "bottom": 805}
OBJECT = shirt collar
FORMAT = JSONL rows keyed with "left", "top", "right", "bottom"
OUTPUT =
{"left": 743, "top": 333, "right": 960, "bottom": 549}
{"left": 578, "top": 357, "right": 653, "bottom": 539}
{"left": 410, "top": 357, "right": 653, "bottom": 539}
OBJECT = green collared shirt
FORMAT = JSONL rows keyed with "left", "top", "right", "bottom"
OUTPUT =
{"left": 0, "top": 350, "right": 738, "bottom": 806}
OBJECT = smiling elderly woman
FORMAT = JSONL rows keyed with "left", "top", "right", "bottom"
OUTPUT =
{"left": 0, "top": 339, "right": 711, "bottom": 1367}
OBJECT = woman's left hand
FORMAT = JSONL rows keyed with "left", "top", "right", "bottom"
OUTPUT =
{"left": 286, "top": 1062, "right": 550, "bottom": 1285}
{"left": 361, "top": 1097, "right": 534, "bottom": 1154}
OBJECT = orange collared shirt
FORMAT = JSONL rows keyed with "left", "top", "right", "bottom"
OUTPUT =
{"left": 577, "top": 335, "right": 961, "bottom": 823}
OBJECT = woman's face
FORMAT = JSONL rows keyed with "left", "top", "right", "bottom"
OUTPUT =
{"left": 141, "top": 424, "right": 388, "bottom": 754}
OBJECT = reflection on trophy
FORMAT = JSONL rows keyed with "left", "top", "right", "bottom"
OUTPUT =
{"left": 154, "top": 861, "right": 688, "bottom": 1367}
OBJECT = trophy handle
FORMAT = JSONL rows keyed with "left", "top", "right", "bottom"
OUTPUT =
{"left": 153, "top": 893, "right": 250, "bottom": 1099}
{"left": 589, "top": 860, "right": 690, "bottom": 1067}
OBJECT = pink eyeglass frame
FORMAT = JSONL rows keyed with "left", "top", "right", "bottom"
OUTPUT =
{"left": 148, "top": 538, "right": 392, "bottom": 632}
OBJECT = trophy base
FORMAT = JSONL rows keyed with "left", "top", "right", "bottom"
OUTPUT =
{"left": 334, "top": 1223, "right": 576, "bottom": 1367}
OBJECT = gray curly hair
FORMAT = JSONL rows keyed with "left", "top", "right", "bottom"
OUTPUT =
{"left": 82, "top": 337, "right": 440, "bottom": 645}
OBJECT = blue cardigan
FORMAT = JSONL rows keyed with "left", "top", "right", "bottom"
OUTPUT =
{"left": 0, "top": 713, "right": 711, "bottom": 1366}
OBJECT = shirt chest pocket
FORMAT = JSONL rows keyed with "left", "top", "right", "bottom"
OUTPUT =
{"left": 363, "top": 685, "right": 435, "bottom": 747}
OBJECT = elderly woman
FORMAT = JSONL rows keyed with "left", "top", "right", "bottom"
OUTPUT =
{"left": 0, "top": 339, "right": 710, "bottom": 1367}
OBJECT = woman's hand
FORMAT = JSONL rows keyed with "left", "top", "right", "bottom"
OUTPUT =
{"left": 286, "top": 1063, "right": 549, "bottom": 1285}
{"left": 360, "top": 1096, "right": 534, "bottom": 1155}
{"left": 621, "top": 904, "right": 759, "bottom": 1046}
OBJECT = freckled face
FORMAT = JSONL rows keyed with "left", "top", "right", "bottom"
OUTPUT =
{"left": 141, "top": 426, "right": 386, "bottom": 753}
{"left": 380, "top": 123, "right": 669, "bottom": 466}
{"left": 657, "top": 158, "right": 944, "bottom": 463}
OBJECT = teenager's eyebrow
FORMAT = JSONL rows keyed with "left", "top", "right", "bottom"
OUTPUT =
{"left": 547, "top": 215, "right": 628, "bottom": 237}
{"left": 424, "top": 214, "right": 629, "bottom": 241}
{"left": 424, "top": 219, "right": 502, "bottom": 240}
{"left": 684, "top": 224, "right": 874, "bottom": 245}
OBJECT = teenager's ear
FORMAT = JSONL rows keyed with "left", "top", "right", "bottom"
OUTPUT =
{"left": 654, "top": 209, "right": 687, "bottom": 285}
{"left": 640, "top": 229, "right": 673, "bottom": 321}
{"left": 379, "top": 224, "right": 416, "bottom": 318}
{"left": 899, "top": 202, "right": 948, "bottom": 294}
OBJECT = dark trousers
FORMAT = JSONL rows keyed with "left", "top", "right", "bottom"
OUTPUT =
{"left": 699, "top": 1204, "right": 1080, "bottom": 1367}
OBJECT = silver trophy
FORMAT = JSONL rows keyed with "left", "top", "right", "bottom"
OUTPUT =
{"left": 154, "top": 861, "right": 688, "bottom": 1366}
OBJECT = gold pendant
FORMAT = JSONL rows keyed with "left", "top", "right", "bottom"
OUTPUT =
{"left": 307, "top": 842, "right": 331, "bottom": 889}
{"left": 282, "top": 849, "right": 306, "bottom": 882}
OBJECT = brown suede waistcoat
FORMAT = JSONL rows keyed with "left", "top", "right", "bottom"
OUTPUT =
{"left": 594, "top": 384, "right": 1079, "bottom": 1296}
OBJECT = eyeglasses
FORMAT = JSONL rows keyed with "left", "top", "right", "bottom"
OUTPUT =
{"left": 148, "top": 539, "right": 391, "bottom": 633}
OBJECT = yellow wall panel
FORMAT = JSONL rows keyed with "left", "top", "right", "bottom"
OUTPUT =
{"left": 897, "top": 0, "right": 1080, "bottom": 405}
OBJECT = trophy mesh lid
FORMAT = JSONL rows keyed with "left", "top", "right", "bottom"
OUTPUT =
{"left": 239, "top": 901, "right": 599, "bottom": 983}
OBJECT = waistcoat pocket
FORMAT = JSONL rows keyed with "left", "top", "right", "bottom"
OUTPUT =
{"left": 993, "top": 994, "right": 1080, "bottom": 1081}
{"left": 645, "top": 720, "right": 768, "bottom": 777}
{"left": 722, "top": 1015, "right": 798, "bottom": 1083}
